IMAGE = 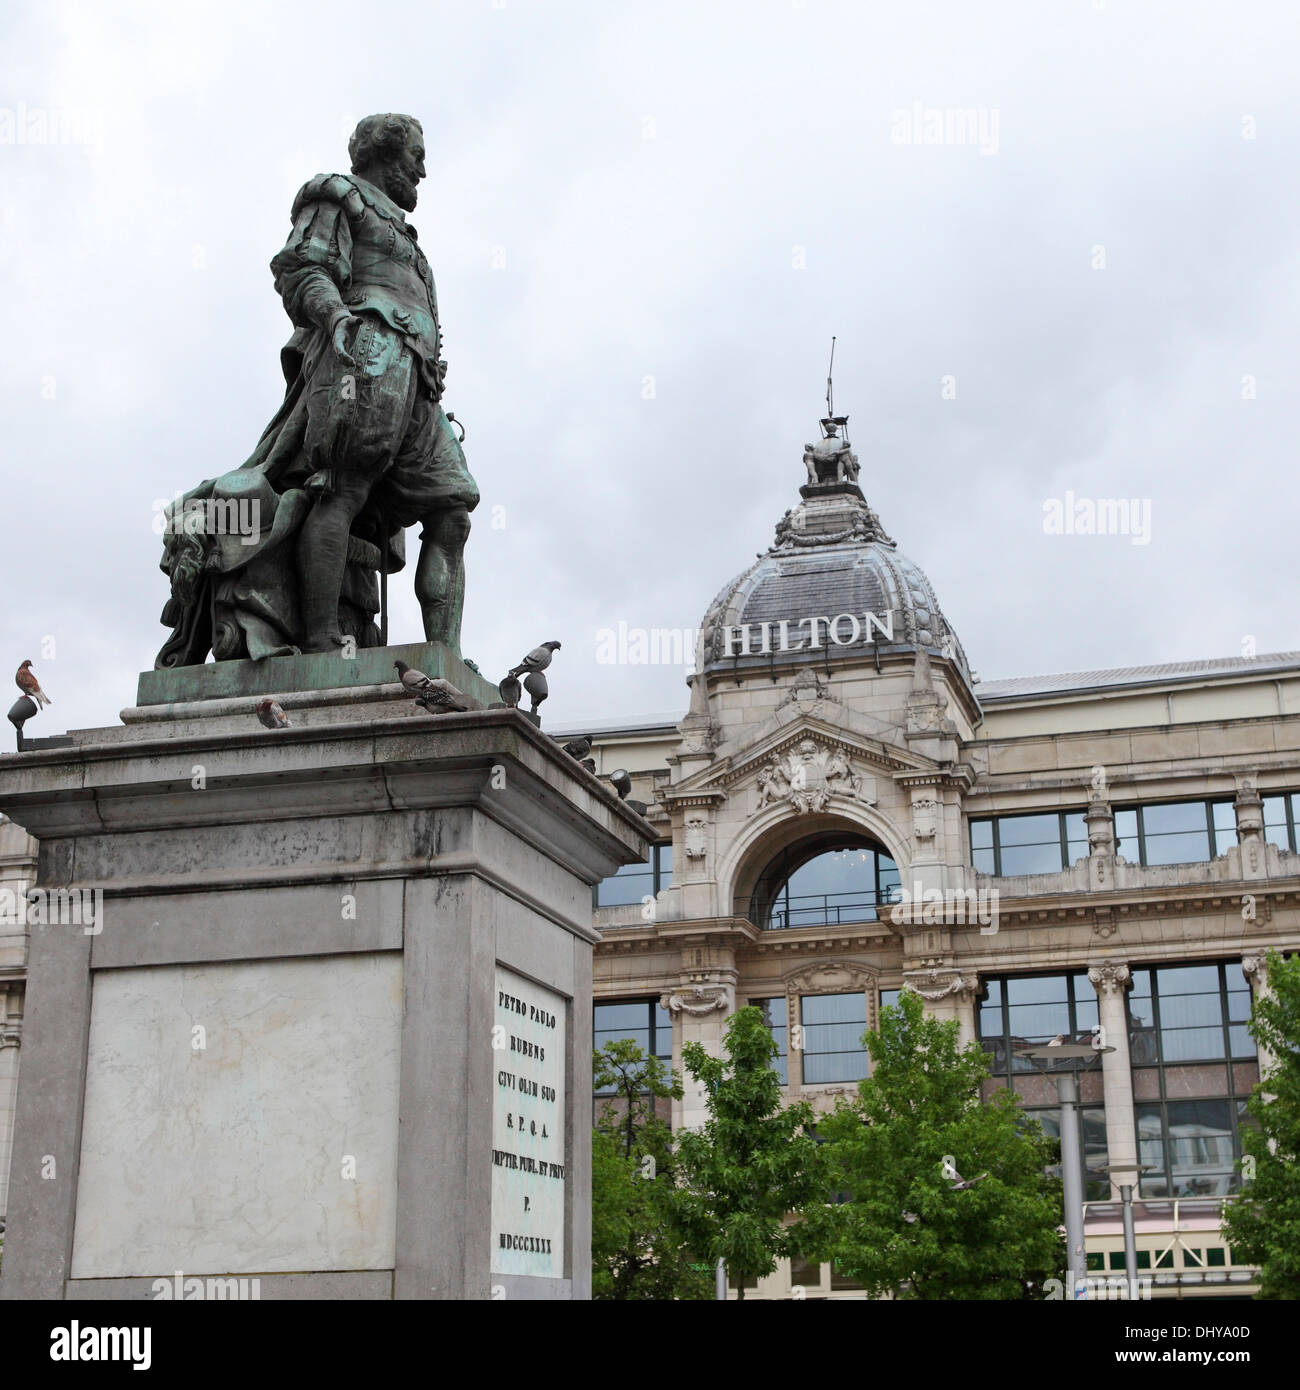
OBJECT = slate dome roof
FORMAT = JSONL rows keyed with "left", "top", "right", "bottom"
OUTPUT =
{"left": 697, "top": 429, "right": 974, "bottom": 687}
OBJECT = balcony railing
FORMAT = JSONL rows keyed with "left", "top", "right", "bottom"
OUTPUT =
{"left": 752, "top": 889, "right": 902, "bottom": 931}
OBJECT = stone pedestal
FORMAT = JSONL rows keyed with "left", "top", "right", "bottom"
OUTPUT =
{"left": 0, "top": 685, "right": 649, "bottom": 1300}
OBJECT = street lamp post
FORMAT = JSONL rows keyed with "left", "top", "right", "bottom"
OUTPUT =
{"left": 1017, "top": 1042, "right": 1114, "bottom": 1300}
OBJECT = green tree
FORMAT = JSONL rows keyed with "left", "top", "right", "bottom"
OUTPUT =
{"left": 591, "top": 1039, "right": 711, "bottom": 1300}
{"left": 674, "top": 1007, "right": 828, "bottom": 1299}
{"left": 817, "top": 989, "right": 1063, "bottom": 1300}
{"left": 1223, "top": 950, "right": 1300, "bottom": 1299}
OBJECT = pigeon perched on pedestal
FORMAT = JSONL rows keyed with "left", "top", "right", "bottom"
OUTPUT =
{"left": 508, "top": 641, "right": 561, "bottom": 678}
{"left": 15, "top": 661, "right": 51, "bottom": 708}
{"left": 394, "top": 660, "right": 435, "bottom": 693}
{"left": 413, "top": 678, "right": 477, "bottom": 714}
{"left": 523, "top": 669, "right": 548, "bottom": 715}
{"left": 498, "top": 673, "right": 522, "bottom": 708}
{"left": 256, "top": 698, "right": 291, "bottom": 728}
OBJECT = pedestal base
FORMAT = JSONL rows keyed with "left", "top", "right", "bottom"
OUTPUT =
{"left": 0, "top": 693, "right": 649, "bottom": 1300}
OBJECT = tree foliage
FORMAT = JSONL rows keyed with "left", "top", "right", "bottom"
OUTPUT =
{"left": 674, "top": 1007, "right": 827, "bottom": 1298}
{"left": 1222, "top": 950, "right": 1300, "bottom": 1299}
{"left": 816, "top": 989, "right": 1063, "bottom": 1300}
{"left": 591, "top": 1038, "right": 711, "bottom": 1300}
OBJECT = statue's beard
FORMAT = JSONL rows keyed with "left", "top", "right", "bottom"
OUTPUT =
{"left": 382, "top": 165, "right": 418, "bottom": 211}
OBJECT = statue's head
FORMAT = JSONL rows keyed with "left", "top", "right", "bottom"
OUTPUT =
{"left": 348, "top": 113, "right": 425, "bottom": 212}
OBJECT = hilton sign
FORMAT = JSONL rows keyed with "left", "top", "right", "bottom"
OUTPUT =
{"left": 720, "top": 610, "right": 894, "bottom": 657}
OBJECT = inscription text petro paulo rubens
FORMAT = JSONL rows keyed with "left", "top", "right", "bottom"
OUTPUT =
{"left": 491, "top": 967, "right": 566, "bottom": 1279}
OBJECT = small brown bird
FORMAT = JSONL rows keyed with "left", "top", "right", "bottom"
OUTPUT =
{"left": 413, "top": 678, "right": 477, "bottom": 714}
{"left": 15, "top": 661, "right": 51, "bottom": 707}
{"left": 256, "top": 698, "right": 290, "bottom": 728}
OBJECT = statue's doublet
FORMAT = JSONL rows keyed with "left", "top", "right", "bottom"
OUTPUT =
{"left": 272, "top": 172, "right": 446, "bottom": 397}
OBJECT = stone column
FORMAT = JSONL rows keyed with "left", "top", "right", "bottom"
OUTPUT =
{"left": 1084, "top": 795, "right": 1117, "bottom": 890}
{"left": 1087, "top": 962, "right": 1139, "bottom": 1196}
{"left": 662, "top": 982, "right": 733, "bottom": 1131}
{"left": 1241, "top": 955, "right": 1277, "bottom": 1081}
{"left": 0, "top": 983, "right": 22, "bottom": 1222}
{"left": 906, "top": 968, "right": 979, "bottom": 1046}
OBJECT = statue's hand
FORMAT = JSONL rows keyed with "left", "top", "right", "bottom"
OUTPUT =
{"left": 331, "top": 314, "right": 361, "bottom": 366}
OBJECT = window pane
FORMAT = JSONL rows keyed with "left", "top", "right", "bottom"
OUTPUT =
{"left": 595, "top": 1001, "right": 652, "bottom": 1032}
{"left": 596, "top": 866, "right": 653, "bottom": 906}
{"left": 1143, "top": 829, "right": 1211, "bottom": 865}
{"left": 997, "top": 814, "right": 1062, "bottom": 847}
{"left": 970, "top": 819, "right": 993, "bottom": 849}
{"left": 802, "top": 992, "right": 866, "bottom": 1025}
{"left": 1160, "top": 1027, "right": 1226, "bottom": 1062}
{"left": 1159, "top": 993, "right": 1223, "bottom": 1030}
{"left": 1212, "top": 802, "right": 1237, "bottom": 833}
{"left": 1007, "top": 1002, "right": 1072, "bottom": 1040}
{"left": 1143, "top": 802, "right": 1209, "bottom": 835}
{"left": 1005, "top": 976, "right": 1070, "bottom": 1006}
{"left": 972, "top": 847, "right": 996, "bottom": 874}
{"left": 1114, "top": 808, "right": 1138, "bottom": 859}
{"left": 1165, "top": 1100, "right": 1237, "bottom": 1197}
{"left": 802, "top": 992, "right": 868, "bottom": 1083}
{"left": 755, "top": 998, "right": 788, "bottom": 1085}
{"left": 656, "top": 843, "right": 674, "bottom": 880}
{"left": 1000, "top": 842, "right": 1066, "bottom": 876}
{"left": 1229, "top": 1024, "right": 1255, "bottom": 1058}
{"left": 1158, "top": 965, "right": 1221, "bottom": 995}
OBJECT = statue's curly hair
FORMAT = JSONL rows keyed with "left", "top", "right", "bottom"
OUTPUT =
{"left": 348, "top": 113, "right": 422, "bottom": 172}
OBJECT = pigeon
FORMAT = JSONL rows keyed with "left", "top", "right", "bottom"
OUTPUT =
{"left": 15, "top": 661, "right": 51, "bottom": 707}
{"left": 498, "top": 673, "right": 522, "bottom": 708}
{"left": 508, "top": 641, "right": 561, "bottom": 678}
{"left": 561, "top": 737, "right": 592, "bottom": 760}
{"left": 625, "top": 798, "right": 650, "bottom": 817}
{"left": 256, "top": 698, "right": 291, "bottom": 728}
{"left": 394, "top": 660, "right": 436, "bottom": 693}
{"left": 1046, "top": 1034, "right": 1066, "bottom": 1047}
{"left": 413, "top": 678, "right": 478, "bottom": 714}
{"left": 579, "top": 757, "right": 596, "bottom": 773}
{"left": 607, "top": 769, "right": 632, "bottom": 800}
{"left": 523, "top": 669, "right": 548, "bottom": 714}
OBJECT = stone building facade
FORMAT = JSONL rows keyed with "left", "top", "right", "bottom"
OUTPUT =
{"left": 0, "top": 815, "right": 37, "bottom": 1237}
{"left": 584, "top": 419, "right": 1300, "bottom": 1299}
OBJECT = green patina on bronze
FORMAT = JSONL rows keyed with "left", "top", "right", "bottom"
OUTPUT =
{"left": 154, "top": 113, "right": 478, "bottom": 672}
{"left": 136, "top": 641, "right": 498, "bottom": 709}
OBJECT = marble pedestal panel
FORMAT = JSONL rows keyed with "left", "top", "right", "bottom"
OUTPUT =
{"left": 0, "top": 693, "right": 649, "bottom": 1300}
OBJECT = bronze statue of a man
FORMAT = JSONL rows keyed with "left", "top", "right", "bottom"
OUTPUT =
{"left": 155, "top": 112, "right": 479, "bottom": 666}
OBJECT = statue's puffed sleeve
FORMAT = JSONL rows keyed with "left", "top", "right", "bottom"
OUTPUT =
{"left": 270, "top": 176, "right": 362, "bottom": 336}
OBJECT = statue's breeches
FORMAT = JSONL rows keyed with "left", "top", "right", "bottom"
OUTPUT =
{"left": 303, "top": 316, "right": 478, "bottom": 523}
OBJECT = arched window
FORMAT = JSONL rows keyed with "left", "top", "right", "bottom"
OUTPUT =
{"left": 750, "top": 835, "right": 900, "bottom": 930}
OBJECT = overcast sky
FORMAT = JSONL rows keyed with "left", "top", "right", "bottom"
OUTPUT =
{"left": 2, "top": 0, "right": 1298, "bottom": 738}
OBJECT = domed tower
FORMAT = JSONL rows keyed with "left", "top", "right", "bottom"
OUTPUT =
{"left": 657, "top": 410, "right": 983, "bottom": 943}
